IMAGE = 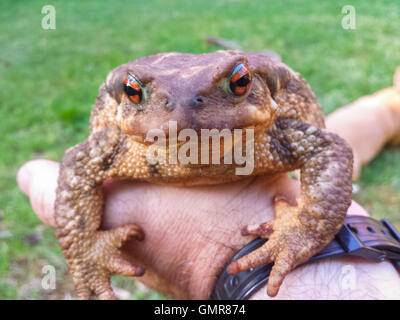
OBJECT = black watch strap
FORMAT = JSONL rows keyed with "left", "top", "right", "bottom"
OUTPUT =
{"left": 211, "top": 215, "right": 400, "bottom": 300}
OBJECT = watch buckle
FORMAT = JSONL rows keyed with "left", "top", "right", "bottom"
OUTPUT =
{"left": 337, "top": 216, "right": 400, "bottom": 263}
{"left": 336, "top": 223, "right": 386, "bottom": 262}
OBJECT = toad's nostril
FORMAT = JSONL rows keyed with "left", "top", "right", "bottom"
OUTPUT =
{"left": 165, "top": 99, "right": 176, "bottom": 111}
{"left": 191, "top": 96, "right": 207, "bottom": 107}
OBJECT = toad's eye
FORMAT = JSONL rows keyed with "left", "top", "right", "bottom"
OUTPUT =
{"left": 123, "top": 73, "right": 143, "bottom": 104}
{"left": 229, "top": 63, "right": 252, "bottom": 96}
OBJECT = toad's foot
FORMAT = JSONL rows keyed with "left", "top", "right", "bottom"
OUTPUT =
{"left": 55, "top": 127, "right": 147, "bottom": 299}
{"left": 228, "top": 200, "right": 324, "bottom": 297}
{"left": 228, "top": 118, "right": 353, "bottom": 297}
{"left": 63, "top": 224, "right": 144, "bottom": 300}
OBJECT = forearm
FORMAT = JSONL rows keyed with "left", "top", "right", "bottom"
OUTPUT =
{"left": 249, "top": 256, "right": 400, "bottom": 300}
{"left": 18, "top": 160, "right": 400, "bottom": 300}
{"left": 325, "top": 83, "right": 400, "bottom": 180}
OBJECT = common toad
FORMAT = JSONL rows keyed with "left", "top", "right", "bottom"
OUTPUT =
{"left": 55, "top": 50, "right": 353, "bottom": 299}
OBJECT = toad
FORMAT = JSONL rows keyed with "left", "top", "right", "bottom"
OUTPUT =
{"left": 55, "top": 50, "right": 353, "bottom": 299}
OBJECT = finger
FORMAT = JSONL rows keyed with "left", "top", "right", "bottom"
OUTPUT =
{"left": 108, "top": 256, "right": 145, "bottom": 277}
{"left": 75, "top": 286, "right": 92, "bottom": 300}
{"left": 97, "top": 290, "right": 116, "bottom": 300}
{"left": 101, "top": 224, "right": 145, "bottom": 249}
{"left": 17, "top": 159, "right": 59, "bottom": 227}
{"left": 93, "top": 280, "right": 116, "bottom": 300}
{"left": 267, "top": 250, "right": 295, "bottom": 297}
{"left": 227, "top": 242, "right": 273, "bottom": 274}
{"left": 241, "top": 220, "right": 274, "bottom": 238}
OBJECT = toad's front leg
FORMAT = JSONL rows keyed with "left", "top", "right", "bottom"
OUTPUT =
{"left": 55, "top": 127, "right": 144, "bottom": 300}
{"left": 228, "top": 118, "right": 353, "bottom": 297}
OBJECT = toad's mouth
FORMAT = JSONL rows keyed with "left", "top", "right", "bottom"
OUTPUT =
{"left": 141, "top": 121, "right": 264, "bottom": 144}
{"left": 121, "top": 102, "right": 274, "bottom": 141}
{"left": 139, "top": 122, "right": 261, "bottom": 167}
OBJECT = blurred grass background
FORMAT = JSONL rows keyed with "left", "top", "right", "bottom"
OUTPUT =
{"left": 0, "top": 0, "right": 399, "bottom": 299}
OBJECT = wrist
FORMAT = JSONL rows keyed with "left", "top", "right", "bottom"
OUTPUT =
{"left": 249, "top": 256, "right": 400, "bottom": 299}
{"left": 185, "top": 228, "right": 254, "bottom": 299}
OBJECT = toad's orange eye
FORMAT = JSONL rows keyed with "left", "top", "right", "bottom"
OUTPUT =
{"left": 229, "top": 63, "right": 252, "bottom": 96}
{"left": 123, "top": 73, "right": 143, "bottom": 104}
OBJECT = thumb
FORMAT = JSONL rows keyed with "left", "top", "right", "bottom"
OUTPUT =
{"left": 17, "top": 159, "right": 59, "bottom": 227}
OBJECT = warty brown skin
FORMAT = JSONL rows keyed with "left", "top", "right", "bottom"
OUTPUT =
{"left": 54, "top": 50, "right": 353, "bottom": 299}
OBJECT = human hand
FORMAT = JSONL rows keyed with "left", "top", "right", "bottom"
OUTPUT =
{"left": 17, "top": 159, "right": 400, "bottom": 299}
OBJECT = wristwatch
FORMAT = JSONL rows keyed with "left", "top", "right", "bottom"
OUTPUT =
{"left": 212, "top": 215, "right": 400, "bottom": 300}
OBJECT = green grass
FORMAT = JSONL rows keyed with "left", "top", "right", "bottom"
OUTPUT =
{"left": 0, "top": 0, "right": 399, "bottom": 299}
